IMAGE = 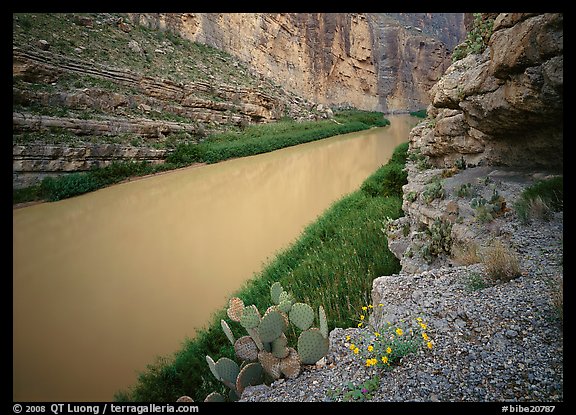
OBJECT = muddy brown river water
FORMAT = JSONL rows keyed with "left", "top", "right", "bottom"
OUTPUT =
{"left": 13, "top": 114, "right": 418, "bottom": 401}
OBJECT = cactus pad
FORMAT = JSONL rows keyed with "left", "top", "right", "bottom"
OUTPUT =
{"left": 258, "top": 309, "right": 286, "bottom": 343}
{"left": 204, "top": 392, "right": 225, "bottom": 402}
{"left": 280, "top": 347, "right": 301, "bottom": 379}
{"left": 227, "top": 297, "right": 244, "bottom": 322}
{"left": 234, "top": 336, "right": 259, "bottom": 362}
{"left": 205, "top": 355, "right": 220, "bottom": 381}
{"left": 235, "top": 362, "right": 264, "bottom": 395}
{"left": 270, "top": 282, "right": 284, "bottom": 304}
{"left": 278, "top": 299, "right": 292, "bottom": 313}
{"left": 258, "top": 350, "right": 282, "bottom": 379}
{"left": 228, "top": 389, "right": 239, "bottom": 402}
{"left": 271, "top": 333, "right": 289, "bottom": 358}
{"left": 246, "top": 327, "right": 264, "bottom": 351}
{"left": 240, "top": 304, "right": 261, "bottom": 329}
{"left": 214, "top": 357, "right": 240, "bottom": 389}
{"left": 279, "top": 291, "right": 293, "bottom": 303}
{"left": 289, "top": 303, "right": 315, "bottom": 331}
{"left": 221, "top": 319, "right": 235, "bottom": 345}
{"left": 319, "top": 306, "right": 328, "bottom": 339}
{"left": 297, "top": 328, "right": 329, "bottom": 364}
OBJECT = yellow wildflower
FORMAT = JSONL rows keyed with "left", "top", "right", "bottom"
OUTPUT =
{"left": 362, "top": 306, "right": 368, "bottom": 311}
{"left": 346, "top": 335, "right": 351, "bottom": 341}
{"left": 419, "top": 322, "right": 428, "bottom": 330}
{"left": 427, "top": 341, "right": 433, "bottom": 349}
{"left": 378, "top": 303, "right": 384, "bottom": 307}
{"left": 360, "top": 315, "right": 365, "bottom": 321}
{"left": 422, "top": 332, "right": 429, "bottom": 341}
{"left": 365, "top": 359, "right": 373, "bottom": 367}
{"left": 416, "top": 317, "right": 423, "bottom": 322}
{"left": 353, "top": 347, "right": 360, "bottom": 354}
{"left": 395, "top": 328, "right": 403, "bottom": 336}
{"left": 374, "top": 332, "right": 381, "bottom": 338}
{"left": 357, "top": 322, "right": 363, "bottom": 328}
{"left": 386, "top": 347, "right": 392, "bottom": 354}
{"left": 367, "top": 345, "right": 374, "bottom": 352}
{"left": 381, "top": 356, "right": 388, "bottom": 364}
{"left": 349, "top": 344, "right": 356, "bottom": 350}
{"left": 368, "top": 305, "right": 374, "bottom": 309}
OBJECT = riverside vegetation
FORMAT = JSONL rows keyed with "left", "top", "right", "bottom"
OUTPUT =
{"left": 13, "top": 109, "right": 388, "bottom": 204}
{"left": 114, "top": 141, "right": 410, "bottom": 402}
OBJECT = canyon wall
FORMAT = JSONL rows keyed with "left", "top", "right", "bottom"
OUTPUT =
{"left": 411, "top": 13, "right": 563, "bottom": 169}
{"left": 128, "top": 13, "right": 466, "bottom": 112}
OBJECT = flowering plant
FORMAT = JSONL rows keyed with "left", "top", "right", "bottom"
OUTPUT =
{"left": 346, "top": 303, "right": 434, "bottom": 369}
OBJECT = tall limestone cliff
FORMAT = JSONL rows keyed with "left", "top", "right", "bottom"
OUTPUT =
{"left": 128, "top": 13, "right": 466, "bottom": 112}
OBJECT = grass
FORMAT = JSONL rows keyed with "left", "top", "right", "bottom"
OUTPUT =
{"left": 167, "top": 111, "right": 389, "bottom": 165}
{"left": 409, "top": 109, "right": 427, "bottom": 118}
{"left": 482, "top": 239, "right": 521, "bottom": 282}
{"left": 513, "top": 176, "right": 563, "bottom": 224}
{"left": 115, "top": 142, "right": 409, "bottom": 402}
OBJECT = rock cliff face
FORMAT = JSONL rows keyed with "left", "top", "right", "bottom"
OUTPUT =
{"left": 383, "top": 13, "right": 563, "bottom": 275}
{"left": 412, "top": 13, "right": 563, "bottom": 169}
{"left": 128, "top": 13, "right": 466, "bottom": 112}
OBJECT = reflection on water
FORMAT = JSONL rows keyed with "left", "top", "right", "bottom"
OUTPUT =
{"left": 13, "top": 115, "right": 418, "bottom": 401}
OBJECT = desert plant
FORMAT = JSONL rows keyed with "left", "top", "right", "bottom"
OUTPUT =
{"left": 452, "top": 13, "right": 494, "bottom": 62}
{"left": 421, "top": 180, "right": 445, "bottom": 204}
{"left": 451, "top": 240, "right": 480, "bottom": 265}
{"left": 204, "top": 282, "right": 330, "bottom": 400}
{"left": 482, "top": 239, "right": 521, "bottom": 281}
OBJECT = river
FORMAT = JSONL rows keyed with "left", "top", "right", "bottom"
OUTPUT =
{"left": 12, "top": 114, "right": 418, "bottom": 401}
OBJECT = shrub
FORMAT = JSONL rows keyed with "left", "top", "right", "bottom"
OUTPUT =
{"left": 409, "top": 109, "right": 427, "bottom": 119}
{"left": 452, "top": 13, "right": 494, "bottom": 62}
{"left": 482, "top": 239, "right": 521, "bottom": 281}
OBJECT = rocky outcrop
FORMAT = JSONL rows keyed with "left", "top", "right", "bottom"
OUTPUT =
{"left": 412, "top": 13, "right": 563, "bottom": 169}
{"left": 128, "top": 13, "right": 465, "bottom": 112}
{"left": 13, "top": 144, "right": 166, "bottom": 188}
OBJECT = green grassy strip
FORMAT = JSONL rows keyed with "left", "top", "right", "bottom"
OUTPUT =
{"left": 409, "top": 109, "right": 427, "bottom": 118}
{"left": 166, "top": 112, "right": 388, "bottom": 165}
{"left": 13, "top": 110, "right": 388, "bottom": 204}
{"left": 115, "top": 142, "right": 409, "bottom": 402}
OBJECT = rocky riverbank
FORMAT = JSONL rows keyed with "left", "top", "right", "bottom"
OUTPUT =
{"left": 240, "top": 161, "right": 563, "bottom": 402}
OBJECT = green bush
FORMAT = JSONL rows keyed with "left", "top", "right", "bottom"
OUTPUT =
{"left": 40, "top": 173, "right": 101, "bottom": 201}
{"left": 409, "top": 109, "right": 427, "bottom": 119}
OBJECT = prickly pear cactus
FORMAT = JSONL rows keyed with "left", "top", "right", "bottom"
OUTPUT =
{"left": 234, "top": 336, "right": 259, "bottom": 362}
{"left": 235, "top": 362, "right": 264, "bottom": 395}
{"left": 289, "top": 302, "right": 315, "bottom": 331}
{"left": 240, "top": 304, "right": 261, "bottom": 329}
{"left": 227, "top": 297, "right": 244, "bottom": 322}
{"left": 214, "top": 357, "right": 240, "bottom": 389}
{"left": 297, "top": 328, "right": 329, "bottom": 364}
{"left": 205, "top": 355, "right": 220, "bottom": 381}
{"left": 258, "top": 350, "right": 282, "bottom": 379}
{"left": 204, "top": 392, "right": 226, "bottom": 402}
{"left": 279, "top": 347, "right": 301, "bottom": 379}
{"left": 270, "top": 282, "right": 284, "bottom": 305}
{"left": 271, "top": 333, "right": 289, "bottom": 359}
{"left": 318, "top": 306, "right": 328, "bottom": 339}
{"left": 221, "top": 319, "right": 235, "bottom": 345}
{"left": 258, "top": 309, "right": 286, "bottom": 343}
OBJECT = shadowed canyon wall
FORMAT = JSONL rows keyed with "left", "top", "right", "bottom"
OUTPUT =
{"left": 128, "top": 13, "right": 466, "bottom": 112}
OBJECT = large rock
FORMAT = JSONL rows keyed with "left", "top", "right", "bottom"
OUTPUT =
{"left": 414, "top": 13, "right": 563, "bottom": 170}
